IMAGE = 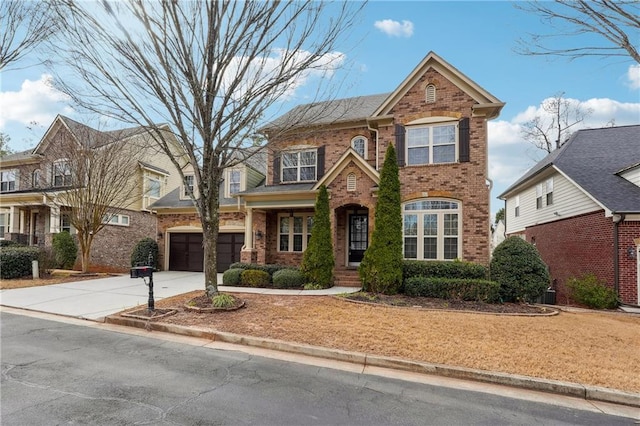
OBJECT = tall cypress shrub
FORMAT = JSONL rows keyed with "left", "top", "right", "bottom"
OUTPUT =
{"left": 301, "top": 185, "right": 334, "bottom": 288}
{"left": 359, "top": 144, "right": 403, "bottom": 294}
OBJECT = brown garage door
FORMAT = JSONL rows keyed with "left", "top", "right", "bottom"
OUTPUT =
{"left": 217, "top": 233, "right": 244, "bottom": 272}
{"left": 169, "top": 233, "right": 204, "bottom": 272}
{"left": 169, "top": 232, "right": 244, "bottom": 273}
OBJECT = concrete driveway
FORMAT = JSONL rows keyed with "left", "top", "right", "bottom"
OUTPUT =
{"left": 0, "top": 271, "right": 210, "bottom": 320}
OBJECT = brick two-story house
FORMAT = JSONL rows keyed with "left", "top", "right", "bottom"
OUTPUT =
{"left": 0, "top": 115, "right": 183, "bottom": 271}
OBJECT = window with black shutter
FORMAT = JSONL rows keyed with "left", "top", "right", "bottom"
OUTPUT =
{"left": 458, "top": 117, "right": 470, "bottom": 163}
{"left": 395, "top": 124, "right": 405, "bottom": 167}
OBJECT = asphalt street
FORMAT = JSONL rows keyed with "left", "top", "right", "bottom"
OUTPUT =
{"left": 2, "top": 311, "right": 636, "bottom": 425}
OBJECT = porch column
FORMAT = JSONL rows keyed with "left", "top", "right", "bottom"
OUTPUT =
{"left": 49, "top": 205, "right": 60, "bottom": 233}
{"left": 19, "top": 210, "right": 26, "bottom": 233}
{"left": 9, "top": 206, "right": 20, "bottom": 233}
{"left": 244, "top": 208, "right": 254, "bottom": 249}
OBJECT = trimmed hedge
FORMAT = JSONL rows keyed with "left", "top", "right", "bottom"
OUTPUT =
{"left": 52, "top": 232, "right": 78, "bottom": 269}
{"left": 403, "top": 260, "right": 488, "bottom": 281}
{"left": 131, "top": 237, "right": 159, "bottom": 269}
{"left": 240, "top": 269, "right": 270, "bottom": 287}
{"left": 0, "top": 240, "right": 22, "bottom": 248}
{"left": 404, "top": 276, "right": 500, "bottom": 303}
{"left": 222, "top": 268, "right": 243, "bottom": 286}
{"left": 229, "top": 262, "right": 289, "bottom": 281}
{"left": 273, "top": 269, "right": 304, "bottom": 289}
{"left": 566, "top": 273, "right": 619, "bottom": 309}
{"left": 0, "top": 247, "right": 42, "bottom": 279}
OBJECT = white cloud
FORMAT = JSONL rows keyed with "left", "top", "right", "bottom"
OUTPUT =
{"left": 627, "top": 64, "right": 640, "bottom": 90}
{"left": 0, "top": 74, "right": 73, "bottom": 129}
{"left": 374, "top": 19, "right": 414, "bottom": 38}
{"left": 488, "top": 120, "right": 523, "bottom": 147}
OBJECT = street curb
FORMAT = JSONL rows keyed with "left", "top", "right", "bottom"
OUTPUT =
{"left": 104, "top": 315, "right": 640, "bottom": 408}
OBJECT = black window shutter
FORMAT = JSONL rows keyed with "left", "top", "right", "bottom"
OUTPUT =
{"left": 273, "top": 153, "right": 281, "bottom": 184}
{"left": 395, "top": 124, "right": 405, "bottom": 167}
{"left": 316, "top": 146, "right": 325, "bottom": 180}
{"left": 459, "top": 117, "right": 470, "bottom": 163}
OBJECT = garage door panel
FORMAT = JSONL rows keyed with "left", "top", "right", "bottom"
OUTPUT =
{"left": 169, "top": 232, "right": 243, "bottom": 273}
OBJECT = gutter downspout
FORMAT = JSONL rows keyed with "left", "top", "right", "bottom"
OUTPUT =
{"left": 613, "top": 213, "right": 625, "bottom": 297}
{"left": 367, "top": 120, "right": 379, "bottom": 171}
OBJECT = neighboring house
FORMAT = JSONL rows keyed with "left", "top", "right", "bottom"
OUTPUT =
{"left": 498, "top": 125, "right": 640, "bottom": 306}
{"left": 491, "top": 219, "right": 505, "bottom": 253}
{"left": 156, "top": 51, "right": 506, "bottom": 285}
{"left": 0, "top": 115, "right": 183, "bottom": 271}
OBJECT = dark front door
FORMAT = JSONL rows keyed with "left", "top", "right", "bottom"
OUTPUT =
{"left": 348, "top": 214, "right": 368, "bottom": 264}
{"left": 217, "top": 233, "right": 244, "bottom": 272}
{"left": 169, "top": 233, "right": 204, "bottom": 272}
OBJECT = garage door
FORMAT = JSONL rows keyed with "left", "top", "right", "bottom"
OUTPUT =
{"left": 169, "top": 232, "right": 244, "bottom": 273}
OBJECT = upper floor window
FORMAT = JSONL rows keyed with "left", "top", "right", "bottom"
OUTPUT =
{"left": 403, "top": 199, "right": 461, "bottom": 261}
{"left": 515, "top": 195, "right": 520, "bottom": 217}
{"left": 53, "top": 160, "right": 71, "bottom": 187}
{"left": 426, "top": 84, "right": 436, "bottom": 103}
{"left": 102, "top": 213, "right": 130, "bottom": 226}
{"left": 148, "top": 178, "right": 161, "bottom": 198}
{"left": 228, "top": 169, "right": 241, "bottom": 195}
{"left": 32, "top": 170, "right": 41, "bottom": 188}
{"left": 545, "top": 178, "right": 554, "bottom": 206}
{"left": 278, "top": 214, "right": 313, "bottom": 252}
{"left": 60, "top": 213, "right": 72, "bottom": 233}
{"left": 406, "top": 123, "right": 457, "bottom": 165}
{"left": 183, "top": 175, "right": 194, "bottom": 197}
{"left": 536, "top": 184, "right": 543, "bottom": 210}
{"left": 282, "top": 150, "right": 316, "bottom": 183}
{"left": 1, "top": 170, "right": 16, "bottom": 192}
{"left": 351, "top": 136, "right": 367, "bottom": 159}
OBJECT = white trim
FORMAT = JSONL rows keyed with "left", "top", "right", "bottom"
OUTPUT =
{"left": 277, "top": 213, "right": 313, "bottom": 252}
{"left": 350, "top": 136, "right": 368, "bottom": 159}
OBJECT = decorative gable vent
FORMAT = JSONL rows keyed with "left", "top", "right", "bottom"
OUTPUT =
{"left": 347, "top": 173, "right": 356, "bottom": 192}
{"left": 426, "top": 84, "right": 436, "bottom": 103}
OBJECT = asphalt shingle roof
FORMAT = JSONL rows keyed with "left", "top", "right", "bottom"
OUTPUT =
{"left": 500, "top": 125, "right": 640, "bottom": 213}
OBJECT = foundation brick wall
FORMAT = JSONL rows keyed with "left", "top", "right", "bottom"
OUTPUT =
{"left": 522, "top": 211, "right": 639, "bottom": 305}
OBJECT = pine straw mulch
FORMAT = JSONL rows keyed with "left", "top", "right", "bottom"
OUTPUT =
{"left": 118, "top": 290, "right": 640, "bottom": 394}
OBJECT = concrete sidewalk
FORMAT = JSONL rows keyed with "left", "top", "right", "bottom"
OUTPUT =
{"left": 0, "top": 271, "right": 359, "bottom": 320}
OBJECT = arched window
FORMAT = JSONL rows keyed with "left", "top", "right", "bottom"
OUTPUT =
{"left": 351, "top": 136, "right": 367, "bottom": 159}
{"left": 32, "top": 169, "right": 41, "bottom": 188}
{"left": 426, "top": 84, "right": 436, "bottom": 103}
{"left": 403, "top": 199, "right": 461, "bottom": 260}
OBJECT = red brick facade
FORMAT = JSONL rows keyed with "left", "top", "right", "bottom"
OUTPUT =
{"left": 523, "top": 210, "right": 639, "bottom": 305}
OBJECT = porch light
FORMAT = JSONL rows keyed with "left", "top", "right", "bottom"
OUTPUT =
{"left": 255, "top": 230, "right": 263, "bottom": 240}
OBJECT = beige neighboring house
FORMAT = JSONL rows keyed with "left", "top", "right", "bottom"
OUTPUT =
{"left": 152, "top": 51, "right": 504, "bottom": 286}
{"left": 0, "top": 115, "right": 183, "bottom": 271}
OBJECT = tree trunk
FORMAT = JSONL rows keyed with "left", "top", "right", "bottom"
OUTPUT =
{"left": 200, "top": 168, "right": 221, "bottom": 293}
{"left": 77, "top": 232, "right": 92, "bottom": 273}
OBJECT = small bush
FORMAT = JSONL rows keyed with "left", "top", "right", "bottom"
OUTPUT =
{"left": 240, "top": 269, "right": 270, "bottom": 287}
{"left": 566, "top": 273, "right": 619, "bottom": 309}
{"left": 52, "top": 232, "right": 77, "bottom": 269}
{"left": 131, "top": 237, "right": 159, "bottom": 269}
{"left": 222, "top": 268, "right": 243, "bottom": 286}
{"left": 229, "top": 262, "right": 289, "bottom": 282}
{"left": 38, "top": 247, "right": 57, "bottom": 274}
{"left": 404, "top": 277, "right": 500, "bottom": 302}
{"left": 0, "top": 240, "right": 23, "bottom": 248}
{"left": 273, "top": 269, "right": 305, "bottom": 289}
{"left": 490, "top": 237, "right": 549, "bottom": 303}
{"left": 211, "top": 293, "right": 236, "bottom": 308}
{"left": 403, "top": 260, "right": 488, "bottom": 280}
{"left": 0, "top": 247, "right": 41, "bottom": 279}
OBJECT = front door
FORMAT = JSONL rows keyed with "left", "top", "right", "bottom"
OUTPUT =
{"left": 348, "top": 214, "right": 368, "bottom": 264}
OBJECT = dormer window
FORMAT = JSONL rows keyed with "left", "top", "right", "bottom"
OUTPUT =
{"left": 351, "top": 136, "right": 367, "bottom": 159}
{"left": 426, "top": 84, "right": 436, "bottom": 103}
{"left": 32, "top": 170, "right": 41, "bottom": 188}
{"left": 184, "top": 175, "right": 194, "bottom": 197}
{"left": 228, "top": 169, "right": 241, "bottom": 195}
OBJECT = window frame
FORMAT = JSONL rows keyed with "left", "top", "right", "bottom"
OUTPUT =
{"left": 32, "top": 169, "right": 41, "bottom": 188}
{"left": 405, "top": 122, "right": 458, "bottom": 166}
{"left": 277, "top": 213, "right": 314, "bottom": 252}
{"left": 515, "top": 195, "right": 520, "bottom": 217}
{"left": 425, "top": 84, "right": 436, "bottom": 103}
{"left": 1, "top": 170, "right": 17, "bottom": 192}
{"left": 0, "top": 211, "right": 9, "bottom": 239}
{"left": 545, "top": 178, "right": 554, "bottom": 206}
{"left": 53, "top": 160, "right": 71, "bottom": 187}
{"left": 281, "top": 149, "right": 317, "bottom": 183}
{"left": 227, "top": 168, "right": 242, "bottom": 196}
{"left": 183, "top": 175, "right": 194, "bottom": 198}
{"left": 536, "top": 183, "right": 543, "bottom": 210}
{"left": 351, "top": 136, "right": 368, "bottom": 159}
{"left": 402, "top": 199, "right": 462, "bottom": 261}
{"left": 102, "top": 213, "right": 130, "bottom": 227}
{"left": 60, "top": 213, "right": 72, "bottom": 233}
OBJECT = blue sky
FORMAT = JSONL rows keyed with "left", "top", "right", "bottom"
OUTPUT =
{"left": 1, "top": 1, "right": 638, "bottom": 217}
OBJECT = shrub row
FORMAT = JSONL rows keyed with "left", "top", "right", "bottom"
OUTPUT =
{"left": 404, "top": 277, "right": 500, "bottom": 302}
{"left": 229, "top": 262, "right": 291, "bottom": 281}
{"left": 403, "top": 260, "right": 488, "bottom": 281}
{"left": 223, "top": 266, "right": 305, "bottom": 289}
{"left": 0, "top": 247, "right": 42, "bottom": 279}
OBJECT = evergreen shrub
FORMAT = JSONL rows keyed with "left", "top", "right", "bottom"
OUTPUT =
{"left": 222, "top": 268, "right": 243, "bottom": 286}
{"left": 0, "top": 247, "right": 41, "bottom": 279}
{"left": 273, "top": 269, "right": 304, "bottom": 289}
{"left": 229, "top": 262, "right": 288, "bottom": 281}
{"left": 240, "top": 269, "right": 270, "bottom": 287}
{"left": 403, "top": 260, "right": 488, "bottom": 281}
{"left": 131, "top": 237, "right": 159, "bottom": 269}
{"left": 301, "top": 185, "right": 334, "bottom": 288}
{"left": 404, "top": 276, "right": 500, "bottom": 302}
{"left": 490, "top": 237, "right": 549, "bottom": 303}
{"left": 52, "top": 232, "right": 78, "bottom": 269}
{"left": 566, "top": 273, "right": 619, "bottom": 309}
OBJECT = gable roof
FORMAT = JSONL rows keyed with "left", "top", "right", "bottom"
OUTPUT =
{"left": 372, "top": 51, "right": 504, "bottom": 119}
{"left": 499, "top": 125, "right": 640, "bottom": 213}
{"left": 313, "top": 148, "right": 379, "bottom": 190}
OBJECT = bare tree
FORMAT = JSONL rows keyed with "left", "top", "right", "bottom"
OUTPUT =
{"left": 42, "top": 127, "right": 142, "bottom": 272}
{"left": 0, "top": 0, "right": 57, "bottom": 70}
{"left": 520, "top": 92, "right": 593, "bottom": 153}
{"left": 515, "top": 1, "right": 640, "bottom": 64}
{"left": 0, "top": 133, "right": 13, "bottom": 158}
{"left": 49, "top": 0, "right": 364, "bottom": 292}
